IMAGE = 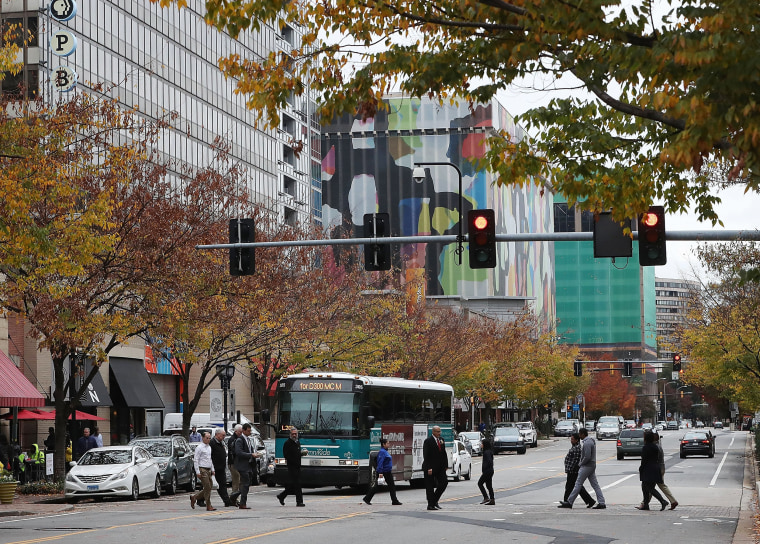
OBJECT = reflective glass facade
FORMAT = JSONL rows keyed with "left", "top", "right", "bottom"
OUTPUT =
{"left": 1, "top": 0, "right": 320, "bottom": 221}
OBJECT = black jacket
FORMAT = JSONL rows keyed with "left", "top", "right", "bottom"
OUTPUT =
{"left": 283, "top": 437, "right": 302, "bottom": 471}
{"left": 210, "top": 437, "right": 227, "bottom": 471}
{"left": 639, "top": 443, "right": 663, "bottom": 483}
{"left": 422, "top": 435, "right": 448, "bottom": 473}
{"left": 481, "top": 449, "right": 494, "bottom": 475}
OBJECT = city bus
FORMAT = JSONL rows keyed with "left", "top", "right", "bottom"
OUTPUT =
{"left": 273, "top": 372, "right": 454, "bottom": 489}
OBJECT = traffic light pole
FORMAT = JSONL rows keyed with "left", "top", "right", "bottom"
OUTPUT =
{"left": 414, "top": 162, "right": 464, "bottom": 264}
{"left": 197, "top": 230, "right": 760, "bottom": 251}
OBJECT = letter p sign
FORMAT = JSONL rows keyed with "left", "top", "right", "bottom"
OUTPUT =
{"left": 51, "top": 30, "right": 77, "bottom": 57}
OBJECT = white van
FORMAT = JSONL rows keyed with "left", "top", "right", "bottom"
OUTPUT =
{"left": 162, "top": 412, "right": 256, "bottom": 436}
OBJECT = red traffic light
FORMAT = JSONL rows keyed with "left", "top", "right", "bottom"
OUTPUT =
{"left": 467, "top": 209, "right": 496, "bottom": 269}
{"left": 473, "top": 215, "right": 489, "bottom": 230}
{"left": 641, "top": 212, "right": 660, "bottom": 228}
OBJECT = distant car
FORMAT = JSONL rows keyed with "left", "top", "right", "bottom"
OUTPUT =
{"left": 680, "top": 431, "right": 714, "bottom": 458}
{"left": 458, "top": 431, "right": 483, "bottom": 456}
{"left": 667, "top": 420, "right": 679, "bottom": 431}
{"left": 655, "top": 421, "right": 666, "bottom": 431}
{"left": 554, "top": 420, "right": 579, "bottom": 437}
{"left": 516, "top": 421, "right": 538, "bottom": 448}
{"left": 625, "top": 420, "right": 637, "bottom": 429}
{"left": 714, "top": 421, "right": 724, "bottom": 429}
{"left": 596, "top": 422, "right": 620, "bottom": 441}
{"left": 641, "top": 423, "right": 653, "bottom": 431}
{"left": 616, "top": 429, "right": 647, "bottom": 459}
{"left": 129, "top": 436, "right": 196, "bottom": 494}
{"left": 448, "top": 439, "right": 472, "bottom": 481}
{"left": 585, "top": 420, "right": 596, "bottom": 432}
{"left": 65, "top": 445, "right": 161, "bottom": 502}
{"left": 695, "top": 421, "right": 705, "bottom": 428}
{"left": 492, "top": 426, "right": 527, "bottom": 454}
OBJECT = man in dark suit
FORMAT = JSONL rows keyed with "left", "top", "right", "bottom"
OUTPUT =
{"left": 277, "top": 427, "right": 305, "bottom": 506}
{"left": 210, "top": 428, "right": 233, "bottom": 507}
{"left": 233, "top": 423, "right": 260, "bottom": 510}
{"left": 422, "top": 426, "right": 449, "bottom": 510}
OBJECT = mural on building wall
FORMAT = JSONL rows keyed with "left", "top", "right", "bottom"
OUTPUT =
{"left": 321, "top": 97, "right": 555, "bottom": 325}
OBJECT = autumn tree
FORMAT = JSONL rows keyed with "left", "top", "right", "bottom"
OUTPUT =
{"left": 583, "top": 360, "right": 637, "bottom": 419}
{"left": 155, "top": 0, "right": 759, "bottom": 223}
{"left": 0, "top": 93, "right": 248, "bottom": 477}
{"left": 680, "top": 242, "right": 760, "bottom": 413}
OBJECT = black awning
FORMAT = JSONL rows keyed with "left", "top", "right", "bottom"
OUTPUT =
{"left": 109, "top": 358, "right": 164, "bottom": 408}
{"left": 78, "top": 359, "right": 113, "bottom": 407}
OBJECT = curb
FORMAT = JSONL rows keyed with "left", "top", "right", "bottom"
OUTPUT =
{"left": 732, "top": 432, "right": 757, "bottom": 544}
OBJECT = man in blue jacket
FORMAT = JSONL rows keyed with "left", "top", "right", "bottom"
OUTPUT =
{"left": 363, "top": 438, "right": 402, "bottom": 506}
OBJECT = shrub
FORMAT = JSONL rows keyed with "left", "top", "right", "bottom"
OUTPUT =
{"left": 17, "top": 480, "right": 64, "bottom": 495}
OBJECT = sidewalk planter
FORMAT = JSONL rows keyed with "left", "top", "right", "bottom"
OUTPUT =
{"left": 0, "top": 481, "right": 18, "bottom": 504}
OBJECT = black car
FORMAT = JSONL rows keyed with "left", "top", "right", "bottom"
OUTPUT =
{"left": 129, "top": 436, "right": 196, "bottom": 494}
{"left": 492, "top": 426, "right": 527, "bottom": 454}
{"left": 680, "top": 432, "right": 714, "bottom": 458}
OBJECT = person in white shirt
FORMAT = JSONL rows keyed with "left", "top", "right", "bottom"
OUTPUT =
{"left": 92, "top": 427, "right": 104, "bottom": 448}
{"left": 190, "top": 432, "right": 216, "bottom": 511}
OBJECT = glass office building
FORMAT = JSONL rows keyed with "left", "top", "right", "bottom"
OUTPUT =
{"left": 1, "top": 0, "right": 321, "bottom": 224}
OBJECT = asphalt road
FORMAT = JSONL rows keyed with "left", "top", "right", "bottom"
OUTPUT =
{"left": 0, "top": 428, "right": 749, "bottom": 544}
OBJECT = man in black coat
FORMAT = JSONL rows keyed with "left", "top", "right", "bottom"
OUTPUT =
{"left": 277, "top": 427, "right": 305, "bottom": 506}
{"left": 210, "top": 428, "right": 233, "bottom": 507}
{"left": 422, "top": 426, "right": 449, "bottom": 510}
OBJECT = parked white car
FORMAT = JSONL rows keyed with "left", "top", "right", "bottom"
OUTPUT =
{"left": 65, "top": 445, "right": 161, "bottom": 502}
{"left": 447, "top": 439, "right": 472, "bottom": 482}
{"left": 516, "top": 421, "right": 538, "bottom": 448}
{"left": 458, "top": 431, "right": 483, "bottom": 456}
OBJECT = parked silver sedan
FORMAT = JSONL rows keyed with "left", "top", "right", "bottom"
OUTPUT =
{"left": 458, "top": 431, "right": 483, "bottom": 456}
{"left": 65, "top": 445, "right": 160, "bottom": 502}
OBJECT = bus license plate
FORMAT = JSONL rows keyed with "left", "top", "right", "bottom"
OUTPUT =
{"left": 87, "top": 485, "right": 99, "bottom": 491}
{"left": 310, "top": 459, "right": 321, "bottom": 466}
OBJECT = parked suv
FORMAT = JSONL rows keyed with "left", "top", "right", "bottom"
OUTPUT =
{"left": 129, "top": 435, "right": 196, "bottom": 494}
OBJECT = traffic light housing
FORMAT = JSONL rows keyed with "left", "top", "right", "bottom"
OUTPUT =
{"left": 623, "top": 360, "right": 633, "bottom": 377}
{"left": 638, "top": 205, "right": 667, "bottom": 266}
{"left": 468, "top": 209, "right": 496, "bottom": 269}
{"left": 363, "top": 212, "right": 391, "bottom": 271}
{"left": 573, "top": 360, "right": 582, "bottom": 377}
{"left": 229, "top": 218, "right": 255, "bottom": 276}
{"left": 672, "top": 353, "right": 682, "bottom": 372}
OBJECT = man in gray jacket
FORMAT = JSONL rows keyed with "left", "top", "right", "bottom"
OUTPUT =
{"left": 559, "top": 428, "right": 606, "bottom": 509}
{"left": 233, "top": 423, "right": 261, "bottom": 510}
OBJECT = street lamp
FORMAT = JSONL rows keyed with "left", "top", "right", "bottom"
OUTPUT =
{"left": 663, "top": 381, "right": 678, "bottom": 423}
{"left": 412, "top": 162, "right": 464, "bottom": 264}
{"left": 216, "top": 363, "right": 236, "bottom": 432}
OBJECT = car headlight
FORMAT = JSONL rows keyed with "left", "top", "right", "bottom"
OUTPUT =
{"left": 115, "top": 469, "right": 129, "bottom": 480}
{"left": 66, "top": 473, "right": 76, "bottom": 482}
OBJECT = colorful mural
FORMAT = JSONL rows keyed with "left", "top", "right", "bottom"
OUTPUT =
{"left": 321, "top": 96, "right": 555, "bottom": 325}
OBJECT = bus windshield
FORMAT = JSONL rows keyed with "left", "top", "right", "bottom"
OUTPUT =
{"left": 280, "top": 391, "right": 360, "bottom": 436}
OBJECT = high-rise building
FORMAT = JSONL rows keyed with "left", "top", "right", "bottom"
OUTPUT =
{"left": 1, "top": 0, "right": 319, "bottom": 443}
{"left": 655, "top": 277, "right": 699, "bottom": 360}
{"left": 321, "top": 95, "right": 556, "bottom": 328}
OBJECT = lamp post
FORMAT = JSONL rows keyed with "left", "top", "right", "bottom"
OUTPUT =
{"left": 656, "top": 378, "right": 668, "bottom": 421}
{"left": 412, "top": 162, "right": 464, "bottom": 264}
{"left": 663, "top": 381, "right": 678, "bottom": 424}
{"left": 216, "top": 363, "right": 236, "bottom": 432}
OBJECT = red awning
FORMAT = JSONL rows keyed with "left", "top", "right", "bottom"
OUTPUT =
{"left": 0, "top": 408, "right": 51, "bottom": 420}
{"left": 35, "top": 409, "right": 106, "bottom": 421}
{"left": 0, "top": 349, "right": 46, "bottom": 408}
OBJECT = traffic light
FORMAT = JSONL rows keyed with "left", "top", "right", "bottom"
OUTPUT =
{"left": 467, "top": 209, "right": 496, "bottom": 269}
{"left": 229, "top": 218, "right": 255, "bottom": 276}
{"left": 573, "top": 360, "right": 582, "bottom": 377}
{"left": 623, "top": 360, "right": 633, "bottom": 377}
{"left": 638, "top": 205, "right": 667, "bottom": 266}
{"left": 672, "top": 353, "right": 682, "bottom": 372}
{"left": 363, "top": 212, "right": 391, "bottom": 271}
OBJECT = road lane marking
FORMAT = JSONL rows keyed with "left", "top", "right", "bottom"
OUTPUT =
{"left": 0, "top": 513, "right": 78, "bottom": 525}
{"left": 601, "top": 473, "right": 637, "bottom": 490}
{"left": 2, "top": 511, "right": 220, "bottom": 544}
{"left": 709, "top": 451, "right": 729, "bottom": 486}
{"left": 205, "top": 512, "right": 368, "bottom": 544}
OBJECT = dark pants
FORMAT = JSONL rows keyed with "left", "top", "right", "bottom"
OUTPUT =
{"left": 478, "top": 471, "right": 494, "bottom": 500}
{"left": 425, "top": 469, "right": 448, "bottom": 507}
{"left": 364, "top": 471, "right": 398, "bottom": 503}
{"left": 278, "top": 467, "right": 303, "bottom": 505}
{"left": 238, "top": 470, "right": 251, "bottom": 506}
{"left": 642, "top": 481, "right": 666, "bottom": 507}
{"left": 565, "top": 472, "right": 594, "bottom": 505}
{"left": 214, "top": 465, "right": 231, "bottom": 506}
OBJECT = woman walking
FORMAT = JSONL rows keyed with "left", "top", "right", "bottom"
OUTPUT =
{"left": 478, "top": 438, "right": 495, "bottom": 505}
{"left": 636, "top": 431, "right": 668, "bottom": 511}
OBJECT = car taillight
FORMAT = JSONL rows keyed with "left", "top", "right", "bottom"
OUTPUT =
{"left": 616, "top": 440, "right": 622, "bottom": 446}
{"left": 701, "top": 440, "right": 710, "bottom": 444}
{"left": 681, "top": 440, "right": 688, "bottom": 444}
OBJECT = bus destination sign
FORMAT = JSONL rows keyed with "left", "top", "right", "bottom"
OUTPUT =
{"left": 291, "top": 379, "right": 354, "bottom": 391}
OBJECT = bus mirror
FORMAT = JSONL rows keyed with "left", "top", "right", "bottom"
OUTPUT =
{"left": 367, "top": 416, "right": 375, "bottom": 430}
